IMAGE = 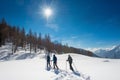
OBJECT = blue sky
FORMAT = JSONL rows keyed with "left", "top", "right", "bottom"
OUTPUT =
{"left": 0, "top": 0, "right": 120, "bottom": 50}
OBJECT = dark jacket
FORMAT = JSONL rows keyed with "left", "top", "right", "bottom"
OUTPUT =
{"left": 47, "top": 55, "right": 50, "bottom": 62}
{"left": 67, "top": 55, "right": 73, "bottom": 64}
{"left": 53, "top": 55, "right": 57, "bottom": 63}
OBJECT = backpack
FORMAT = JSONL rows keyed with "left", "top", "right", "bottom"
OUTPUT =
{"left": 53, "top": 56, "right": 57, "bottom": 63}
{"left": 68, "top": 56, "right": 72, "bottom": 63}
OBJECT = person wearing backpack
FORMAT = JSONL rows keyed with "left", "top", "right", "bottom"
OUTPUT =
{"left": 66, "top": 55, "right": 74, "bottom": 71}
{"left": 46, "top": 53, "right": 51, "bottom": 68}
{"left": 53, "top": 54, "right": 59, "bottom": 70}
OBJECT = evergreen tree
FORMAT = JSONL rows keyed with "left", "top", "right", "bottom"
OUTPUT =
{"left": 0, "top": 18, "right": 93, "bottom": 56}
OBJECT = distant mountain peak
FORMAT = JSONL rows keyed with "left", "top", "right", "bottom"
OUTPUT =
{"left": 93, "top": 44, "right": 120, "bottom": 59}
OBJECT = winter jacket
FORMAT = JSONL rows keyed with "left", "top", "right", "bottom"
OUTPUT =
{"left": 47, "top": 55, "right": 50, "bottom": 62}
{"left": 67, "top": 56, "right": 72, "bottom": 64}
{"left": 53, "top": 55, "right": 57, "bottom": 63}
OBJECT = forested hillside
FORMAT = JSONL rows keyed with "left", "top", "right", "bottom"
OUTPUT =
{"left": 0, "top": 18, "right": 93, "bottom": 56}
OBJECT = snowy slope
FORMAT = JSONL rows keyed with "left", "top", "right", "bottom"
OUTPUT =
{"left": 0, "top": 44, "right": 120, "bottom": 80}
{"left": 0, "top": 43, "right": 42, "bottom": 61}
{"left": 94, "top": 45, "right": 120, "bottom": 58}
{"left": 0, "top": 53, "right": 120, "bottom": 80}
{"left": 0, "top": 43, "right": 13, "bottom": 60}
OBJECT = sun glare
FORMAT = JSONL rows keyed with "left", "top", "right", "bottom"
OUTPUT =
{"left": 44, "top": 8, "right": 52, "bottom": 18}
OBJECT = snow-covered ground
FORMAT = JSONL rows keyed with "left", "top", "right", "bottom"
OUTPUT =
{"left": 0, "top": 53, "right": 120, "bottom": 80}
{"left": 0, "top": 44, "right": 120, "bottom": 80}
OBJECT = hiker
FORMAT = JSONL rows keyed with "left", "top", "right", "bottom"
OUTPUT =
{"left": 66, "top": 55, "right": 74, "bottom": 71}
{"left": 53, "top": 54, "right": 59, "bottom": 69}
{"left": 46, "top": 53, "right": 51, "bottom": 68}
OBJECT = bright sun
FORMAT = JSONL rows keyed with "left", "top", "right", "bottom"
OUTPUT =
{"left": 44, "top": 8, "right": 52, "bottom": 18}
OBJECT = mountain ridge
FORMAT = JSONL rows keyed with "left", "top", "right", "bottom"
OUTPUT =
{"left": 94, "top": 45, "right": 120, "bottom": 58}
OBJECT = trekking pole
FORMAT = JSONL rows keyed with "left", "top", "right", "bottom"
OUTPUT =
{"left": 73, "top": 61, "right": 78, "bottom": 71}
{"left": 66, "top": 61, "right": 67, "bottom": 71}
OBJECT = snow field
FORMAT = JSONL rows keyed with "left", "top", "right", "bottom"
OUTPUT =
{"left": 0, "top": 50, "right": 120, "bottom": 80}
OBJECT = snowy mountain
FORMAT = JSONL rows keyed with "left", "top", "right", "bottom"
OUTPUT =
{"left": 94, "top": 45, "right": 120, "bottom": 58}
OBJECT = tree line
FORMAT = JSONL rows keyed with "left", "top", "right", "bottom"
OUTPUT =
{"left": 0, "top": 18, "right": 93, "bottom": 56}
